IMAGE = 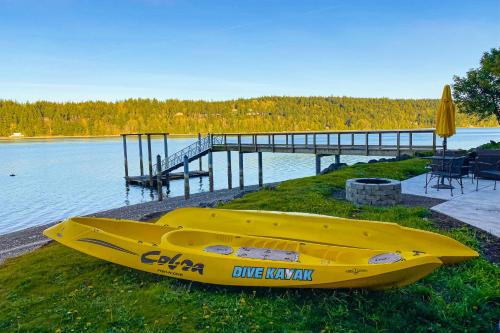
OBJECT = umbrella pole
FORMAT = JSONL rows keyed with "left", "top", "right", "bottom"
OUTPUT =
{"left": 433, "top": 137, "right": 454, "bottom": 189}
{"left": 441, "top": 137, "right": 446, "bottom": 184}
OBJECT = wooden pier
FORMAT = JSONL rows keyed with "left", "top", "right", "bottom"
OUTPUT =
{"left": 121, "top": 129, "right": 439, "bottom": 201}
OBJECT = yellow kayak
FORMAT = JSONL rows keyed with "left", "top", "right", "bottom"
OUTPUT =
{"left": 156, "top": 208, "right": 478, "bottom": 264}
{"left": 44, "top": 217, "right": 442, "bottom": 289}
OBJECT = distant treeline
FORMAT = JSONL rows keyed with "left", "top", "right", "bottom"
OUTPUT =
{"left": 0, "top": 97, "right": 496, "bottom": 137}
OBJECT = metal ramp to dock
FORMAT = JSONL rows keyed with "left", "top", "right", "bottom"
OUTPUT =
{"left": 122, "top": 134, "right": 221, "bottom": 187}
{"left": 157, "top": 134, "right": 220, "bottom": 175}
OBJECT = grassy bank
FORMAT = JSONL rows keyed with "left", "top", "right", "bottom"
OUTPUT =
{"left": 1, "top": 159, "right": 498, "bottom": 332}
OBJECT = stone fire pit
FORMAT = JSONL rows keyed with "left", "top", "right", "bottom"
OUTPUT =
{"left": 346, "top": 178, "right": 402, "bottom": 206}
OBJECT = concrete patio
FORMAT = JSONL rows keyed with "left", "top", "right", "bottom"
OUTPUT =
{"left": 402, "top": 174, "right": 499, "bottom": 237}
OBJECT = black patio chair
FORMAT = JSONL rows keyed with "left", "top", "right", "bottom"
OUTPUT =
{"left": 425, "top": 156, "right": 466, "bottom": 196}
{"left": 475, "top": 160, "right": 500, "bottom": 191}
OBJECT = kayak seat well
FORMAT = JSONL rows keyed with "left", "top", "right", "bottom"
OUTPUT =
{"left": 162, "top": 229, "right": 409, "bottom": 266}
{"left": 161, "top": 229, "right": 298, "bottom": 253}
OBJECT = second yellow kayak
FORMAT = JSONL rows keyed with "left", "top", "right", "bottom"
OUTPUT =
{"left": 156, "top": 208, "right": 478, "bottom": 264}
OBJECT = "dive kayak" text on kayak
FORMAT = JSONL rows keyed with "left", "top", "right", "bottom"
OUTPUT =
{"left": 232, "top": 266, "right": 314, "bottom": 281}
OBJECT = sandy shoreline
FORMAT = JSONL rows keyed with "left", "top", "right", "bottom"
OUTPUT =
{"left": 0, "top": 183, "right": 277, "bottom": 264}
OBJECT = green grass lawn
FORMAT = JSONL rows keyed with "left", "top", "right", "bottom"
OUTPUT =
{"left": 1, "top": 159, "right": 498, "bottom": 332}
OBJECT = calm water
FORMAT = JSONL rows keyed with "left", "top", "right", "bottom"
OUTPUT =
{"left": 1, "top": 128, "right": 499, "bottom": 234}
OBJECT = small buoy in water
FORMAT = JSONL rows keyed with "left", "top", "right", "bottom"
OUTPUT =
{"left": 9, "top": 174, "right": 15, "bottom": 177}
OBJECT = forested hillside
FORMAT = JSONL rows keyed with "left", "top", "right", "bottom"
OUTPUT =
{"left": 0, "top": 97, "right": 495, "bottom": 137}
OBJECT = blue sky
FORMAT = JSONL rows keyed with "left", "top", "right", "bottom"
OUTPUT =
{"left": 0, "top": 0, "right": 499, "bottom": 101}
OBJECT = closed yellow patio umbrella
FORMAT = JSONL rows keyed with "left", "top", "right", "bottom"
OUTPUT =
{"left": 434, "top": 85, "right": 456, "bottom": 188}
{"left": 436, "top": 85, "right": 456, "bottom": 143}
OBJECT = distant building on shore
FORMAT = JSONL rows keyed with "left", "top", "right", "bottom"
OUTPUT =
{"left": 10, "top": 132, "right": 24, "bottom": 137}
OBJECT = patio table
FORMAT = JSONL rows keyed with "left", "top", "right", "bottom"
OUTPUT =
{"left": 423, "top": 156, "right": 466, "bottom": 189}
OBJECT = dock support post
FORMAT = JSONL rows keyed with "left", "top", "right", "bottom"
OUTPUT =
{"left": 365, "top": 132, "right": 369, "bottom": 156}
{"left": 227, "top": 151, "right": 232, "bottom": 189}
{"left": 147, "top": 134, "right": 153, "bottom": 187}
{"left": 396, "top": 131, "right": 401, "bottom": 157}
{"left": 183, "top": 155, "right": 190, "bottom": 199}
{"left": 335, "top": 154, "right": 340, "bottom": 164}
{"left": 313, "top": 133, "right": 317, "bottom": 153}
{"left": 138, "top": 134, "right": 144, "bottom": 176}
{"left": 163, "top": 133, "right": 169, "bottom": 190}
{"left": 258, "top": 152, "right": 263, "bottom": 187}
{"left": 208, "top": 150, "right": 214, "bottom": 192}
{"left": 122, "top": 135, "right": 129, "bottom": 180}
{"left": 156, "top": 155, "right": 163, "bottom": 201}
{"left": 409, "top": 132, "right": 413, "bottom": 155}
{"left": 163, "top": 133, "right": 169, "bottom": 161}
{"left": 337, "top": 133, "right": 341, "bottom": 154}
{"left": 315, "top": 155, "right": 321, "bottom": 175}
{"left": 198, "top": 133, "right": 203, "bottom": 170}
{"left": 239, "top": 152, "right": 244, "bottom": 190}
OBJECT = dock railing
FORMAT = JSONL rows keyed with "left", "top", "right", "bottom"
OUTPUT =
{"left": 210, "top": 129, "right": 438, "bottom": 157}
{"left": 155, "top": 134, "right": 223, "bottom": 175}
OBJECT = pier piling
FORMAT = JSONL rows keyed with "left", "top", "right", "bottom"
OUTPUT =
{"left": 122, "top": 135, "right": 129, "bottom": 179}
{"left": 227, "top": 151, "right": 232, "bottom": 189}
{"left": 396, "top": 131, "right": 401, "bottom": 157}
{"left": 335, "top": 154, "right": 340, "bottom": 164}
{"left": 208, "top": 150, "right": 214, "bottom": 192}
{"left": 156, "top": 155, "right": 163, "bottom": 201}
{"left": 239, "top": 152, "right": 244, "bottom": 190}
{"left": 315, "top": 155, "right": 321, "bottom": 175}
{"left": 138, "top": 134, "right": 144, "bottom": 176}
{"left": 183, "top": 155, "right": 190, "bottom": 199}
{"left": 258, "top": 152, "right": 263, "bottom": 187}
{"left": 198, "top": 133, "right": 203, "bottom": 170}
{"left": 163, "top": 134, "right": 170, "bottom": 191}
{"left": 147, "top": 134, "right": 153, "bottom": 187}
{"left": 163, "top": 134, "right": 169, "bottom": 160}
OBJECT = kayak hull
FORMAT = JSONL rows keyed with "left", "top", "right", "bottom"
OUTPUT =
{"left": 43, "top": 217, "right": 442, "bottom": 289}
